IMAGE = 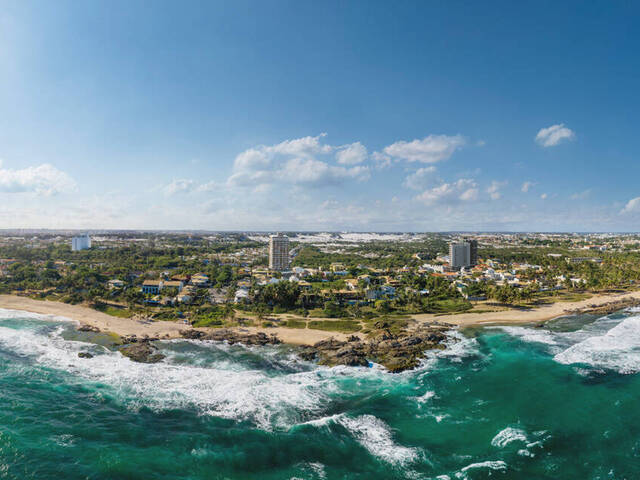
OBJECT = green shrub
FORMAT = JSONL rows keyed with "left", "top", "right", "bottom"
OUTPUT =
{"left": 284, "top": 319, "right": 307, "bottom": 329}
{"left": 308, "top": 320, "right": 362, "bottom": 333}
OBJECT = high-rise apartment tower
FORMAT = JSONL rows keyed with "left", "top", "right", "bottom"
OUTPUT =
{"left": 268, "top": 234, "right": 290, "bottom": 271}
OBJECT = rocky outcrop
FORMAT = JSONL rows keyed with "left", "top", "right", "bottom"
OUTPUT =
{"left": 77, "top": 324, "right": 100, "bottom": 333}
{"left": 120, "top": 340, "right": 165, "bottom": 363}
{"left": 179, "top": 329, "right": 280, "bottom": 346}
{"left": 77, "top": 352, "right": 94, "bottom": 359}
{"left": 298, "top": 325, "right": 450, "bottom": 372}
{"left": 120, "top": 334, "right": 160, "bottom": 344}
{"left": 575, "top": 297, "right": 640, "bottom": 316}
{"left": 177, "top": 324, "right": 450, "bottom": 373}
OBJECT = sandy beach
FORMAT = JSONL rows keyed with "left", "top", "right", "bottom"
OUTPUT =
{"left": 2, "top": 291, "right": 640, "bottom": 345}
{"left": 413, "top": 290, "right": 640, "bottom": 326}
{"left": 0, "top": 295, "right": 351, "bottom": 345}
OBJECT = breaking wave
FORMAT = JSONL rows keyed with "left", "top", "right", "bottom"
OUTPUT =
{"left": 553, "top": 315, "right": 640, "bottom": 374}
{"left": 0, "top": 324, "right": 329, "bottom": 429}
{"left": 490, "top": 426, "right": 528, "bottom": 448}
{"left": 337, "top": 415, "right": 420, "bottom": 466}
{"left": 493, "top": 312, "right": 640, "bottom": 374}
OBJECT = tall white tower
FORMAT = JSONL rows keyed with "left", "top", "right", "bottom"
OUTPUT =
{"left": 72, "top": 233, "right": 91, "bottom": 251}
{"left": 449, "top": 242, "right": 470, "bottom": 268}
{"left": 268, "top": 234, "right": 290, "bottom": 271}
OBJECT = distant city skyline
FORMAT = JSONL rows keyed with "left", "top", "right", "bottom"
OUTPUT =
{"left": 1, "top": 1, "right": 639, "bottom": 231}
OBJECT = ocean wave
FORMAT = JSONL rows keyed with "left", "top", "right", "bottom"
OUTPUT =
{"left": 296, "top": 413, "right": 420, "bottom": 467}
{"left": 491, "top": 312, "right": 640, "bottom": 374}
{"left": 415, "top": 390, "right": 436, "bottom": 404}
{"left": 455, "top": 460, "right": 507, "bottom": 478}
{"left": 337, "top": 414, "right": 419, "bottom": 466}
{"left": 0, "top": 307, "right": 75, "bottom": 325}
{"left": 491, "top": 426, "right": 528, "bottom": 448}
{"left": 553, "top": 315, "right": 640, "bottom": 374}
{"left": 428, "top": 330, "right": 480, "bottom": 363}
{"left": 0, "top": 320, "right": 437, "bottom": 444}
{"left": 491, "top": 325, "right": 560, "bottom": 347}
{"left": 0, "top": 324, "right": 330, "bottom": 430}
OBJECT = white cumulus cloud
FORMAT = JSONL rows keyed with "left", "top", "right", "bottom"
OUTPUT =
{"left": 535, "top": 124, "right": 575, "bottom": 147}
{"left": 0, "top": 161, "right": 76, "bottom": 195}
{"left": 403, "top": 167, "right": 437, "bottom": 190}
{"left": 281, "top": 158, "right": 369, "bottom": 185}
{"left": 415, "top": 178, "right": 478, "bottom": 206}
{"left": 621, "top": 197, "right": 640, "bottom": 214}
{"left": 336, "top": 142, "right": 367, "bottom": 165}
{"left": 164, "top": 178, "right": 197, "bottom": 196}
{"left": 382, "top": 134, "right": 466, "bottom": 163}
{"left": 487, "top": 180, "right": 507, "bottom": 200}
{"left": 228, "top": 134, "right": 369, "bottom": 188}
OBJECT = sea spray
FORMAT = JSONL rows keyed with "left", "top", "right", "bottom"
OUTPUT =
{"left": 2, "top": 309, "right": 640, "bottom": 479}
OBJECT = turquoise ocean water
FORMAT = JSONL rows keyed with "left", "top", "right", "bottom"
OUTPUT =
{"left": 1, "top": 307, "right": 640, "bottom": 479}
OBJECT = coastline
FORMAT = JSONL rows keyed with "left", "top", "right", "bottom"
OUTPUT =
{"left": 412, "top": 290, "right": 640, "bottom": 326}
{"left": 2, "top": 290, "right": 640, "bottom": 347}
{"left": 0, "top": 295, "right": 351, "bottom": 346}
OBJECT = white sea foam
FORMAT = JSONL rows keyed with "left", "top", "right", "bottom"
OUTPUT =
{"left": 296, "top": 413, "right": 420, "bottom": 466}
{"left": 0, "top": 324, "right": 330, "bottom": 430}
{"left": 305, "top": 462, "right": 326, "bottom": 479}
{"left": 460, "top": 460, "right": 507, "bottom": 472}
{"left": 492, "top": 326, "right": 560, "bottom": 347}
{"left": 553, "top": 315, "right": 640, "bottom": 374}
{"left": 0, "top": 307, "right": 74, "bottom": 324}
{"left": 415, "top": 390, "right": 436, "bottom": 404}
{"left": 337, "top": 414, "right": 419, "bottom": 466}
{"left": 299, "top": 413, "right": 345, "bottom": 428}
{"left": 491, "top": 312, "right": 640, "bottom": 374}
{"left": 0, "top": 317, "right": 432, "bottom": 463}
{"left": 491, "top": 427, "right": 528, "bottom": 448}
{"left": 429, "top": 330, "right": 480, "bottom": 363}
{"left": 455, "top": 460, "right": 507, "bottom": 478}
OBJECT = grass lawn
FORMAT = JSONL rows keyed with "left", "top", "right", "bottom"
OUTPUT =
{"left": 283, "top": 319, "right": 307, "bottom": 329}
{"left": 430, "top": 298, "right": 473, "bottom": 313}
{"left": 308, "top": 320, "right": 362, "bottom": 333}
{"left": 93, "top": 304, "right": 132, "bottom": 318}
{"left": 193, "top": 317, "right": 224, "bottom": 328}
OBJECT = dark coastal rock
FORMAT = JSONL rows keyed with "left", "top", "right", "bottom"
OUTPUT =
{"left": 78, "top": 352, "right": 94, "bottom": 359}
{"left": 120, "top": 341, "right": 165, "bottom": 363}
{"left": 297, "top": 348, "right": 318, "bottom": 361}
{"left": 180, "top": 329, "right": 280, "bottom": 346}
{"left": 180, "top": 330, "right": 205, "bottom": 340}
{"left": 580, "top": 297, "right": 640, "bottom": 316}
{"left": 77, "top": 324, "right": 100, "bottom": 333}
{"left": 302, "top": 325, "right": 451, "bottom": 372}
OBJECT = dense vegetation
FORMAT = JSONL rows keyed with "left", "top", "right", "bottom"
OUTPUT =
{"left": 2, "top": 233, "right": 640, "bottom": 331}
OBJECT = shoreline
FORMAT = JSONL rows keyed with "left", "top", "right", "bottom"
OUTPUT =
{"left": 2, "top": 290, "right": 640, "bottom": 347}
{"left": 412, "top": 290, "right": 640, "bottom": 327}
{"left": 0, "top": 295, "right": 351, "bottom": 346}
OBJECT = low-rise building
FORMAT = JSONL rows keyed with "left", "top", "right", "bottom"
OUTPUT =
{"left": 234, "top": 287, "right": 250, "bottom": 303}
{"left": 191, "top": 274, "right": 210, "bottom": 287}
{"left": 163, "top": 280, "right": 184, "bottom": 292}
{"left": 108, "top": 279, "right": 125, "bottom": 289}
{"left": 141, "top": 280, "right": 163, "bottom": 294}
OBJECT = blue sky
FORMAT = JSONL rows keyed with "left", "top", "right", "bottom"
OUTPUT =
{"left": 1, "top": 0, "right": 639, "bottom": 231}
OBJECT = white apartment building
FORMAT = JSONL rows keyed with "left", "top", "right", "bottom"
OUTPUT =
{"left": 449, "top": 240, "right": 478, "bottom": 269}
{"left": 71, "top": 233, "right": 91, "bottom": 251}
{"left": 268, "top": 234, "right": 290, "bottom": 271}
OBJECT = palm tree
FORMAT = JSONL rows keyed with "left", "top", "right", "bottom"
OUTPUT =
{"left": 222, "top": 302, "right": 235, "bottom": 321}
